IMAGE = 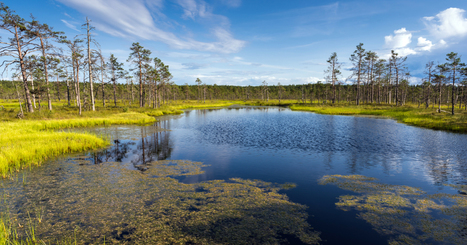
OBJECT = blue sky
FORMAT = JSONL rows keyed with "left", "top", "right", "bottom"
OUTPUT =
{"left": 3, "top": 0, "right": 467, "bottom": 85}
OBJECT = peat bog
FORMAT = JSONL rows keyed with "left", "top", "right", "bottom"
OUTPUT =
{"left": 2, "top": 107, "right": 467, "bottom": 244}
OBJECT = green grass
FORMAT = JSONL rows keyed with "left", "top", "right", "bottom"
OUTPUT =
{"left": 289, "top": 103, "right": 467, "bottom": 133}
{"left": 2, "top": 99, "right": 467, "bottom": 177}
{"left": 0, "top": 100, "right": 238, "bottom": 177}
{"left": 0, "top": 112, "right": 158, "bottom": 177}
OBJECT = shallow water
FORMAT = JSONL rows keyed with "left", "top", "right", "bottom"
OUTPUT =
{"left": 2, "top": 107, "right": 467, "bottom": 244}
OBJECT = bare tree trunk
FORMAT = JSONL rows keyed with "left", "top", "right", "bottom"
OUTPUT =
{"left": 139, "top": 60, "right": 143, "bottom": 107}
{"left": 39, "top": 37, "right": 52, "bottom": 111}
{"left": 31, "top": 76, "right": 36, "bottom": 109}
{"left": 86, "top": 18, "right": 95, "bottom": 111}
{"left": 15, "top": 25, "right": 34, "bottom": 113}
{"left": 56, "top": 74, "right": 61, "bottom": 101}
{"left": 75, "top": 61, "right": 82, "bottom": 115}
{"left": 14, "top": 83, "right": 24, "bottom": 117}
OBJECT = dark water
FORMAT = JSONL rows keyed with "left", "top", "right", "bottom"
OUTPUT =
{"left": 2, "top": 107, "right": 467, "bottom": 244}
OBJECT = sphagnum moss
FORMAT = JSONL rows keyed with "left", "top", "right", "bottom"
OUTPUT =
{"left": 320, "top": 174, "right": 467, "bottom": 245}
{"left": 1, "top": 160, "right": 321, "bottom": 244}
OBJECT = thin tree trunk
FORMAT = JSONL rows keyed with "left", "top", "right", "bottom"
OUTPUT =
{"left": 39, "top": 37, "right": 52, "bottom": 111}
{"left": 15, "top": 25, "right": 34, "bottom": 113}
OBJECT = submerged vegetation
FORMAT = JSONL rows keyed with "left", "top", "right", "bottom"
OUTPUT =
{"left": 320, "top": 175, "right": 467, "bottom": 244}
{"left": 1, "top": 160, "right": 320, "bottom": 244}
{"left": 0, "top": 100, "right": 236, "bottom": 177}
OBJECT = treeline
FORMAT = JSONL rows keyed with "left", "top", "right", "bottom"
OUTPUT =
{"left": 1, "top": 3, "right": 466, "bottom": 117}
{"left": 2, "top": 79, "right": 466, "bottom": 110}
{"left": 324, "top": 44, "right": 466, "bottom": 114}
{"left": 0, "top": 4, "right": 174, "bottom": 116}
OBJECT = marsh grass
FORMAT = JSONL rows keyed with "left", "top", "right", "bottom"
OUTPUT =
{"left": 0, "top": 112, "right": 158, "bottom": 177}
{"left": 290, "top": 103, "right": 467, "bottom": 133}
{"left": 320, "top": 175, "right": 467, "bottom": 244}
{"left": 0, "top": 99, "right": 235, "bottom": 177}
{"left": 1, "top": 160, "right": 320, "bottom": 244}
{"left": 0, "top": 100, "right": 235, "bottom": 121}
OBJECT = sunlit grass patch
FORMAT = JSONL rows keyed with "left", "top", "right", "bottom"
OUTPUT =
{"left": 290, "top": 103, "right": 467, "bottom": 133}
{"left": 320, "top": 174, "right": 467, "bottom": 244}
{"left": 0, "top": 113, "right": 157, "bottom": 177}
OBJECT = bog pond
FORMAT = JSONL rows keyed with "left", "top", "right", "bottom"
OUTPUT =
{"left": 2, "top": 106, "right": 467, "bottom": 244}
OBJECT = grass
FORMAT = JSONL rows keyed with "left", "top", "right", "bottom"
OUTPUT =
{"left": 2, "top": 98, "right": 467, "bottom": 176}
{"left": 0, "top": 100, "right": 237, "bottom": 177}
{"left": 289, "top": 102, "right": 467, "bottom": 133}
{"left": 0, "top": 112, "right": 158, "bottom": 177}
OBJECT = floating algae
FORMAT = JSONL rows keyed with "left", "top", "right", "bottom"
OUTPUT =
{"left": 1, "top": 160, "right": 320, "bottom": 244}
{"left": 319, "top": 175, "right": 467, "bottom": 245}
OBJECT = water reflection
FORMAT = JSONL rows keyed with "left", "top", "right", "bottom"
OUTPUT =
{"left": 187, "top": 107, "right": 467, "bottom": 186}
{"left": 68, "top": 121, "right": 173, "bottom": 170}
{"left": 3, "top": 107, "right": 467, "bottom": 244}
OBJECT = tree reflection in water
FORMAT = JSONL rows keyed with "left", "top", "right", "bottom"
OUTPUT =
{"left": 67, "top": 121, "right": 173, "bottom": 170}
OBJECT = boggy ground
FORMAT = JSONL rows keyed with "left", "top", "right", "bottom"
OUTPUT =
{"left": 0, "top": 100, "right": 234, "bottom": 177}
{"left": 1, "top": 160, "right": 321, "bottom": 244}
{"left": 2, "top": 99, "right": 467, "bottom": 177}
{"left": 320, "top": 175, "right": 467, "bottom": 245}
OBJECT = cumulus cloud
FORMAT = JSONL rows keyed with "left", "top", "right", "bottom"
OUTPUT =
{"left": 423, "top": 8, "right": 467, "bottom": 39}
{"left": 384, "top": 28, "right": 412, "bottom": 49}
{"left": 384, "top": 28, "right": 416, "bottom": 57}
{"left": 416, "top": 37, "right": 433, "bottom": 51}
{"left": 57, "top": 0, "right": 245, "bottom": 53}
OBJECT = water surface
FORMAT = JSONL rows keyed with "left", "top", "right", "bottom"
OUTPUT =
{"left": 2, "top": 107, "right": 467, "bottom": 244}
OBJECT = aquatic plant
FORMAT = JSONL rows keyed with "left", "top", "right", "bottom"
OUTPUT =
{"left": 320, "top": 174, "right": 467, "bottom": 244}
{"left": 1, "top": 160, "right": 320, "bottom": 244}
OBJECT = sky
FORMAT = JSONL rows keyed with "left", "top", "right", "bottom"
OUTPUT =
{"left": 2, "top": 0, "right": 467, "bottom": 86}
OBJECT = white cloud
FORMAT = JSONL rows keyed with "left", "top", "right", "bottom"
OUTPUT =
{"left": 423, "top": 8, "right": 467, "bottom": 39}
{"left": 383, "top": 28, "right": 417, "bottom": 57}
{"left": 394, "top": 48, "right": 417, "bottom": 57}
{"left": 416, "top": 37, "right": 433, "bottom": 51}
{"left": 384, "top": 28, "right": 412, "bottom": 49}
{"left": 304, "top": 77, "right": 321, "bottom": 84}
{"left": 439, "top": 39, "right": 447, "bottom": 46}
{"left": 60, "top": 19, "right": 80, "bottom": 32}
{"left": 57, "top": 0, "right": 245, "bottom": 53}
{"left": 177, "top": 0, "right": 207, "bottom": 20}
